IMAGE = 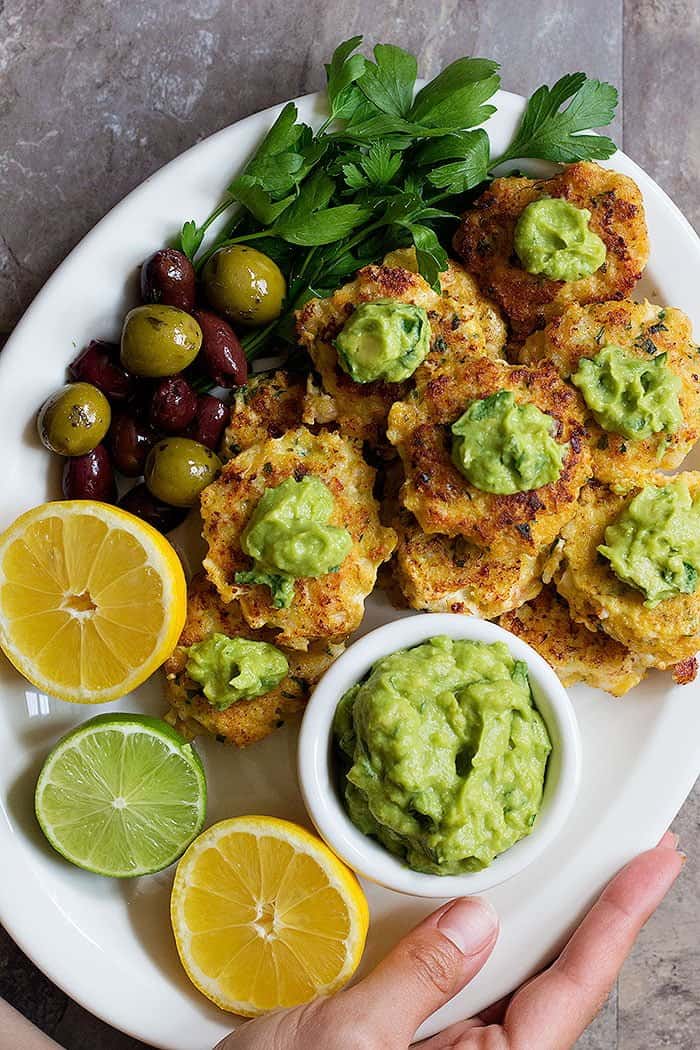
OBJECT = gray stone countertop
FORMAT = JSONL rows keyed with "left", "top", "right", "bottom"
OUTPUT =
{"left": 1, "top": 2, "right": 698, "bottom": 1048}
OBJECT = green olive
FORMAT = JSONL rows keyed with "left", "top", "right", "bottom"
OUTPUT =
{"left": 145, "top": 437, "right": 221, "bottom": 508}
{"left": 202, "top": 246, "right": 286, "bottom": 327}
{"left": 38, "top": 383, "right": 111, "bottom": 456}
{"left": 121, "top": 305, "right": 202, "bottom": 377}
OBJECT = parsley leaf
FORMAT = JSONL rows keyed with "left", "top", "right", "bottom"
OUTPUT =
{"left": 227, "top": 177, "right": 296, "bottom": 225}
{"left": 342, "top": 141, "right": 403, "bottom": 189}
{"left": 420, "top": 128, "right": 491, "bottom": 192}
{"left": 270, "top": 171, "right": 371, "bottom": 246}
{"left": 400, "top": 223, "right": 448, "bottom": 290}
{"left": 409, "top": 58, "right": 500, "bottom": 129}
{"left": 361, "top": 141, "right": 403, "bottom": 184}
{"left": 358, "top": 43, "right": 418, "bottom": 117}
{"left": 325, "top": 36, "right": 367, "bottom": 120}
{"left": 493, "top": 73, "right": 618, "bottom": 166}
{"left": 179, "top": 219, "right": 205, "bottom": 260}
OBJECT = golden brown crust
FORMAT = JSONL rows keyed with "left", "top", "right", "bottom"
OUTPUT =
{"left": 386, "top": 356, "right": 591, "bottom": 554}
{"left": 162, "top": 574, "right": 340, "bottom": 747}
{"left": 201, "top": 427, "right": 397, "bottom": 649}
{"left": 453, "top": 162, "right": 650, "bottom": 346}
{"left": 672, "top": 656, "right": 698, "bottom": 686}
{"left": 296, "top": 259, "right": 506, "bottom": 445}
{"left": 517, "top": 300, "right": 700, "bottom": 487}
{"left": 220, "top": 370, "right": 307, "bottom": 460}
{"left": 499, "top": 585, "right": 651, "bottom": 697}
{"left": 554, "top": 475, "right": 700, "bottom": 667}
{"left": 392, "top": 503, "right": 546, "bottom": 616}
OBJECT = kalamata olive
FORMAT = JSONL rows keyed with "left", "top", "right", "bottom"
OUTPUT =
{"left": 140, "top": 248, "right": 196, "bottom": 312}
{"left": 149, "top": 375, "right": 198, "bottom": 432}
{"left": 119, "top": 482, "right": 189, "bottom": 533}
{"left": 68, "top": 340, "right": 134, "bottom": 403}
{"left": 192, "top": 309, "right": 248, "bottom": 388}
{"left": 145, "top": 437, "right": 221, "bottom": 507}
{"left": 38, "top": 383, "right": 111, "bottom": 456}
{"left": 62, "top": 445, "right": 116, "bottom": 502}
{"left": 108, "top": 413, "right": 158, "bottom": 476}
{"left": 186, "top": 394, "right": 228, "bottom": 450}
{"left": 124, "top": 380, "right": 156, "bottom": 420}
{"left": 121, "top": 305, "right": 202, "bottom": 377}
{"left": 202, "top": 246, "right": 286, "bottom": 327}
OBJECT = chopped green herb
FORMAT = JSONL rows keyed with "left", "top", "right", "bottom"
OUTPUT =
{"left": 634, "top": 335, "right": 659, "bottom": 356}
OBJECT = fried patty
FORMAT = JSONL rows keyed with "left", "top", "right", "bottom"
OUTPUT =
{"left": 221, "top": 369, "right": 307, "bottom": 460}
{"left": 163, "top": 574, "right": 339, "bottom": 747}
{"left": 392, "top": 502, "right": 546, "bottom": 616}
{"left": 553, "top": 476, "right": 700, "bottom": 667}
{"left": 386, "top": 356, "right": 591, "bottom": 554}
{"left": 385, "top": 247, "right": 507, "bottom": 361}
{"left": 520, "top": 300, "right": 700, "bottom": 486}
{"left": 201, "top": 426, "right": 397, "bottom": 649}
{"left": 499, "top": 585, "right": 651, "bottom": 696}
{"left": 453, "top": 162, "right": 650, "bottom": 346}
{"left": 296, "top": 258, "right": 506, "bottom": 445}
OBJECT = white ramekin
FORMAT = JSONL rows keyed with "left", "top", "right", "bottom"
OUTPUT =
{"left": 298, "top": 613, "right": 581, "bottom": 897}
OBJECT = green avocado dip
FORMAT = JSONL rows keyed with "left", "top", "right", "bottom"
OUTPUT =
{"left": 335, "top": 300, "right": 431, "bottom": 383}
{"left": 571, "top": 345, "right": 682, "bottom": 441}
{"left": 186, "top": 633, "right": 288, "bottom": 710}
{"left": 598, "top": 480, "right": 700, "bottom": 607}
{"left": 451, "top": 390, "right": 567, "bottom": 494}
{"left": 514, "top": 198, "right": 607, "bottom": 282}
{"left": 333, "top": 636, "right": 552, "bottom": 875}
{"left": 234, "top": 476, "right": 352, "bottom": 609}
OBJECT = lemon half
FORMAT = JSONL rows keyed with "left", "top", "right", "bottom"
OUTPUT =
{"left": 0, "top": 500, "right": 187, "bottom": 702}
{"left": 171, "top": 816, "right": 369, "bottom": 1016}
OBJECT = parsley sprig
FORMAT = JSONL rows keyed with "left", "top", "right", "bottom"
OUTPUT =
{"left": 179, "top": 37, "right": 619, "bottom": 361}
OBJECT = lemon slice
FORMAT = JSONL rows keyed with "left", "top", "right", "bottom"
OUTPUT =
{"left": 0, "top": 500, "right": 187, "bottom": 703}
{"left": 171, "top": 816, "right": 369, "bottom": 1015}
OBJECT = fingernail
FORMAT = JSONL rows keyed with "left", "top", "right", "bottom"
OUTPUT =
{"left": 438, "top": 897, "right": 498, "bottom": 956}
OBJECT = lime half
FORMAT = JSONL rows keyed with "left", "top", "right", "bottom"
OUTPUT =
{"left": 35, "top": 713, "right": 207, "bottom": 877}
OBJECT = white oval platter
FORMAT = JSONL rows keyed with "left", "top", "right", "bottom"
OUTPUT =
{"left": 0, "top": 89, "right": 699, "bottom": 1048}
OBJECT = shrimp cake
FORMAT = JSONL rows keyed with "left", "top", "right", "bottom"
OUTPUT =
{"left": 201, "top": 427, "right": 396, "bottom": 649}
{"left": 392, "top": 503, "right": 546, "bottom": 616}
{"left": 296, "top": 259, "right": 506, "bottom": 445}
{"left": 453, "top": 162, "right": 650, "bottom": 345}
{"left": 385, "top": 248, "right": 507, "bottom": 361}
{"left": 499, "top": 585, "right": 651, "bottom": 696}
{"left": 163, "top": 574, "right": 340, "bottom": 747}
{"left": 554, "top": 476, "right": 700, "bottom": 667}
{"left": 221, "top": 369, "right": 306, "bottom": 460}
{"left": 386, "top": 356, "right": 591, "bottom": 554}
{"left": 517, "top": 300, "right": 700, "bottom": 486}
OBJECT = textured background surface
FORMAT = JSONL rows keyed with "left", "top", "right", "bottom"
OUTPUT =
{"left": 1, "top": 1, "right": 698, "bottom": 1047}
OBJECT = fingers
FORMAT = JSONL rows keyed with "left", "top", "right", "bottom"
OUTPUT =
{"left": 502, "top": 840, "right": 684, "bottom": 1050}
{"left": 658, "top": 829, "right": 679, "bottom": 849}
{"left": 339, "top": 896, "right": 499, "bottom": 1045}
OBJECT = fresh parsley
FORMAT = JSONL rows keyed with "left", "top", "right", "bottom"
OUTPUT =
{"left": 179, "top": 37, "right": 619, "bottom": 358}
{"left": 491, "top": 72, "right": 618, "bottom": 167}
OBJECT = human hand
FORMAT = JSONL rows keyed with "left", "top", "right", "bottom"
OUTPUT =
{"left": 216, "top": 832, "right": 683, "bottom": 1050}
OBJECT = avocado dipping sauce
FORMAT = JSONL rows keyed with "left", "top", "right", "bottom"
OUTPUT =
{"left": 333, "top": 636, "right": 552, "bottom": 875}
{"left": 235, "top": 476, "right": 352, "bottom": 609}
